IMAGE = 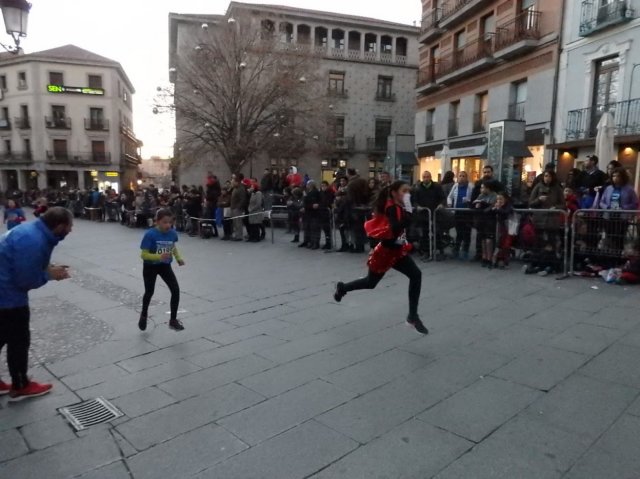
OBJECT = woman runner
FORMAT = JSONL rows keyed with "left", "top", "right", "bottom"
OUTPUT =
{"left": 334, "top": 180, "right": 428, "bottom": 334}
{"left": 139, "top": 208, "right": 185, "bottom": 331}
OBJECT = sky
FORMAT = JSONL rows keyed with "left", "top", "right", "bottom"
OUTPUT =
{"left": 21, "top": 0, "right": 421, "bottom": 159}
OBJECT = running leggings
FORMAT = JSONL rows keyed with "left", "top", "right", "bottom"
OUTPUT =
{"left": 342, "top": 255, "right": 422, "bottom": 317}
{"left": 0, "top": 306, "right": 30, "bottom": 389}
{"left": 142, "top": 263, "right": 180, "bottom": 320}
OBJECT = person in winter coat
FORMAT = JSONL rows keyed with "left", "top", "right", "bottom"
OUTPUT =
{"left": 319, "top": 181, "right": 335, "bottom": 250}
{"left": 3, "top": 199, "right": 26, "bottom": 230}
{"left": 230, "top": 175, "right": 248, "bottom": 241}
{"left": 0, "top": 207, "right": 73, "bottom": 401}
{"left": 598, "top": 167, "right": 639, "bottom": 256}
{"left": 300, "top": 181, "right": 322, "bottom": 249}
{"left": 246, "top": 182, "right": 264, "bottom": 242}
{"left": 529, "top": 170, "right": 564, "bottom": 209}
{"left": 447, "top": 171, "right": 474, "bottom": 259}
{"left": 286, "top": 166, "right": 303, "bottom": 188}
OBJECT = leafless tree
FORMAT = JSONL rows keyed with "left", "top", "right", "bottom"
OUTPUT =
{"left": 159, "top": 14, "right": 332, "bottom": 176}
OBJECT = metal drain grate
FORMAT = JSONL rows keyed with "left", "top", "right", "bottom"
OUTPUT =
{"left": 59, "top": 397, "right": 123, "bottom": 431}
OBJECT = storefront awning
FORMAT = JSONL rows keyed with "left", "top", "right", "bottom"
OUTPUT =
{"left": 503, "top": 142, "right": 533, "bottom": 158}
{"left": 395, "top": 152, "right": 418, "bottom": 166}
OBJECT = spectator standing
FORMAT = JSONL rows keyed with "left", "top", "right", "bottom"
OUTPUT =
{"left": 412, "top": 171, "right": 445, "bottom": 258}
{"left": 230, "top": 174, "right": 247, "bottom": 241}
{"left": 598, "top": 167, "right": 639, "bottom": 256}
{"left": 3, "top": 199, "right": 26, "bottom": 230}
{"left": 346, "top": 168, "right": 370, "bottom": 253}
{"left": 319, "top": 180, "right": 335, "bottom": 250}
{"left": 447, "top": 171, "right": 474, "bottom": 260}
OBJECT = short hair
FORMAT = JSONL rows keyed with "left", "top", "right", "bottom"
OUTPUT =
{"left": 483, "top": 165, "right": 494, "bottom": 172}
{"left": 588, "top": 155, "right": 599, "bottom": 165}
{"left": 41, "top": 207, "right": 72, "bottom": 229}
{"left": 155, "top": 208, "right": 175, "bottom": 221}
{"left": 346, "top": 168, "right": 357, "bottom": 176}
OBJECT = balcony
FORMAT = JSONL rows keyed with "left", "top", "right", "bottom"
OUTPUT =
{"left": 416, "top": 66, "right": 438, "bottom": 94}
{"left": 494, "top": 11, "right": 542, "bottom": 59}
{"left": 566, "top": 98, "right": 640, "bottom": 140}
{"left": 508, "top": 102, "right": 526, "bottom": 121}
{"left": 324, "top": 47, "right": 413, "bottom": 66}
{"left": 0, "top": 118, "right": 10, "bottom": 130}
{"left": 0, "top": 152, "right": 32, "bottom": 164}
{"left": 367, "top": 137, "right": 388, "bottom": 153}
{"left": 14, "top": 117, "right": 30, "bottom": 129}
{"left": 439, "top": 0, "right": 492, "bottom": 30}
{"left": 84, "top": 118, "right": 110, "bottom": 131}
{"left": 46, "top": 151, "right": 111, "bottom": 165}
{"left": 579, "top": 0, "right": 632, "bottom": 37}
{"left": 473, "top": 111, "right": 488, "bottom": 133}
{"left": 45, "top": 116, "right": 71, "bottom": 129}
{"left": 419, "top": 9, "right": 444, "bottom": 43}
{"left": 375, "top": 92, "right": 396, "bottom": 102}
{"left": 122, "top": 152, "right": 142, "bottom": 166}
{"left": 448, "top": 118, "right": 459, "bottom": 137}
{"left": 436, "top": 37, "right": 495, "bottom": 83}
{"left": 334, "top": 136, "right": 355, "bottom": 152}
{"left": 425, "top": 124, "right": 434, "bottom": 141}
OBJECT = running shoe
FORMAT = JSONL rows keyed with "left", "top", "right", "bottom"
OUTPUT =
{"left": 0, "top": 380, "right": 11, "bottom": 396}
{"left": 138, "top": 313, "right": 148, "bottom": 331}
{"left": 169, "top": 319, "right": 185, "bottom": 331}
{"left": 407, "top": 316, "right": 429, "bottom": 335}
{"left": 334, "top": 282, "right": 346, "bottom": 303}
{"left": 8, "top": 381, "right": 53, "bottom": 402}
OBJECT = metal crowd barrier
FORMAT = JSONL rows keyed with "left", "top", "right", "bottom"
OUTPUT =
{"left": 433, "top": 207, "right": 570, "bottom": 275}
{"left": 570, "top": 209, "right": 640, "bottom": 274}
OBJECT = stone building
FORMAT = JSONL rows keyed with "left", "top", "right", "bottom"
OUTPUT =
{"left": 414, "top": 0, "right": 563, "bottom": 185}
{"left": 550, "top": 0, "right": 640, "bottom": 185}
{"left": 0, "top": 45, "right": 142, "bottom": 193}
{"left": 169, "top": 2, "right": 419, "bottom": 185}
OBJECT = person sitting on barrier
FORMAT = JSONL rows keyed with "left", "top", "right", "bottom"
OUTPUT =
{"left": 597, "top": 167, "right": 639, "bottom": 256}
{"left": 447, "top": 171, "right": 474, "bottom": 260}
{"left": 472, "top": 181, "right": 498, "bottom": 267}
{"left": 288, "top": 187, "right": 303, "bottom": 244}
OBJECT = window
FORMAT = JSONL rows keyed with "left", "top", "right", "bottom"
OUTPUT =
{"left": 49, "top": 106, "right": 68, "bottom": 128}
{"left": 88, "top": 75, "right": 102, "bottom": 88}
{"left": 53, "top": 139, "right": 68, "bottom": 158}
{"left": 328, "top": 71, "right": 345, "bottom": 94}
{"left": 89, "top": 107, "right": 104, "bottom": 129}
{"left": 481, "top": 13, "right": 496, "bottom": 37}
{"left": 377, "top": 76, "right": 393, "bottom": 100}
{"left": 593, "top": 56, "right": 619, "bottom": 109}
{"left": 20, "top": 104, "right": 28, "bottom": 119}
{"left": 426, "top": 109, "right": 435, "bottom": 140}
{"left": 455, "top": 30, "right": 466, "bottom": 50}
{"left": 5, "top": 139, "right": 11, "bottom": 154}
{"left": 474, "top": 92, "right": 489, "bottom": 132}
{"left": 449, "top": 101, "right": 460, "bottom": 136}
{"left": 521, "top": 0, "right": 537, "bottom": 13}
{"left": 117, "top": 80, "right": 121, "bottom": 98}
{"left": 24, "top": 138, "right": 31, "bottom": 158}
{"left": 0, "top": 75, "right": 6, "bottom": 90}
{"left": 52, "top": 105, "right": 66, "bottom": 119}
{"left": 49, "top": 72, "right": 63, "bottom": 85}
{"left": 509, "top": 80, "right": 527, "bottom": 120}
{"left": 123, "top": 90, "right": 128, "bottom": 102}
{"left": 92, "top": 140, "right": 106, "bottom": 161}
{"left": 374, "top": 119, "right": 392, "bottom": 150}
{"left": 17, "top": 72, "right": 27, "bottom": 89}
{"left": 1, "top": 107, "right": 8, "bottom": 120}
{"left": 333, "top": 116, "right": 345, "bottom": 138}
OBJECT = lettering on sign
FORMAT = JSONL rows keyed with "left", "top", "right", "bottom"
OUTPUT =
{"left": 47, "top": 84, "right": 105, "bottom": 96}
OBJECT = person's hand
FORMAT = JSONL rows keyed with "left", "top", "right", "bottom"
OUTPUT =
{"left": 539, "top": 195, "right": 548, "bottom": 202}
{"left": 312, "top": 204, "right": 319, "bottom": 209}
{"left": 177, "top": 259, "right": 185, "bottom": 267}
{"left": 160, "top": 253, "right": 172, "bottom": 261}
{"left": 48, "top": 265, "right": 70, "bottom": 281}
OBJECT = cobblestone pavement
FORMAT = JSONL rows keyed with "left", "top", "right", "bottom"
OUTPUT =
{"left": 2, "top": 218, "right": 640, "bottom": 478}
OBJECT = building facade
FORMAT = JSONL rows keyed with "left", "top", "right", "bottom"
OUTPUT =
{"left": 415, "top": 0, "right": 563, "bottom": 186}
{"left": 170, "top": 2, "right": 419, "bottom": 185}
{"left": 0, "top": 45, "right": 142, "bottom": 194}
{"left": 551, "top": 0, "right": 640, "bottom": 185}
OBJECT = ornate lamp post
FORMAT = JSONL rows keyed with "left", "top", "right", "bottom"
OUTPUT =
{"left": 0, "top": 0, "right": 31, "bottom": 54}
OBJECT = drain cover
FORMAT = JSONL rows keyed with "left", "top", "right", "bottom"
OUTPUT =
{"left": 59, "top": 397, "right": 123, "bottom": 431}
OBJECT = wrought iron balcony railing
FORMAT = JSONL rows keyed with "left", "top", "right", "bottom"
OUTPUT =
{"left": 508, "top": 102, "right": 526, "bottom": 121}
{"left": 367, "top": 137, "right": 388, "bottom": 152}
{"left": 435, "top": 36, "right": 493, "bottom": 78}
{"left": 495, "top": 11, "right": 541, "bottom": 51}
{"left": 580, "top": 0, "right": 632, "bottom": 36}
{"left": 566, "top": 98, "right": 640, "bottom": 140}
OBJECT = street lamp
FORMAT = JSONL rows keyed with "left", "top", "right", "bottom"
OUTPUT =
{"left": 0, "top": 0, "right": 31, "bottom": 54}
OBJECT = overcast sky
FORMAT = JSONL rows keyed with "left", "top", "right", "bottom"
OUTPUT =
{"left": 21, "top": 0, "right": 420, "bottom": 158}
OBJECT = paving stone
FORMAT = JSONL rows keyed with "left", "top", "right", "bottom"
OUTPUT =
{"left": 548, "top": 323, "right": 624, "bottom": 356}
{"left": 61, "top": 364, "right": 130, "bottom": 390}
{"left": 207, "top": 318, "right": 290, "bottom": 346}
{"left": 75, "top": 461, "right": 131, "bottom": 479}
{"left": 117, "top": 338, "right": 218, "bottom": 372}
{"left": 520, "top": 307, "right": 590, "bottom": 333}
{"left": 492, "top": 346, "right": 590, "bottom": 391}
{"left": 187, "top": 334, "right": 287, "bottom": 368}
{"left": 419, "top": 376, "right": 542, "bottom": 442}
{"left": 158, "top": 354, "right": 273, "bottom": 400}
{"left": 76, "top": 359, "right": 201, "bottom": 400}
{"left": 580, "top": 343, "right": 640, "bottom": 388}
{"left": 0, "top": 428, "right": 29, "bottom": 462}
{"left": 473, "top": 324, "right": 556, "bottom": 358}
{"left": 257, "top": 330, "right": 361, "bottom": 364}
{"left": 581, "top": 305, "right": 640, "bottom": 331}
{"left": 219, "top": 379, "right": 355, "bottom": 445}
{"left": 564, "top": 414, "right": 640, "bottom": 479}
{"left": 324, "top": 349, "right": 430, "bottom": 395}
{"left": 111, "top": 386, "right": 176, "bottom": 418}
{"left": 524, "top": 373, "right": 638, "bottom": 441}
{"left": 312, "top": 419, "right": 472, "bottom": 479}
{"left": 19, "top": 415, "right": 76, "bottom": 450}
{"left": 0, "top": 429, "right": 120, "bottom": 479}
{"left": 116, "top": 382, "right": 263, "bottom": 451}
{"left": 434, "top": 414, "right": 591, "bottom": 479}
{"left": 0, "top": 387, "right": 81, "bottom": 432}
{"left": 194, "top": 420, "right": 358, "bottom": 479}
{"left": 127, "top": 424, "right": 248, "bottom": 479}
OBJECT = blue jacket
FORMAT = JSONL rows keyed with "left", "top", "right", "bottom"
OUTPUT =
{"left": 0, "top": 219, "right": 60, "bottom": 308}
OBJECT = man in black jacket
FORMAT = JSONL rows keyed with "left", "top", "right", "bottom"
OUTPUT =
{"left": 471, "top": 165, "right": 504, "bottom": 260}
{"left": 578, "top": 155, "right": 607, "bottom": 249}
{"left": 412, "top": 171, "right": 445, "bottom": 257}
{"left": 346, "top": 168, "right": 370, "bottom": 253}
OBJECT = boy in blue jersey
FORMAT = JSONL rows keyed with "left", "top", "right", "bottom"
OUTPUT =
{"left": 139, "top": 209, "right": 185, "bottom": 331}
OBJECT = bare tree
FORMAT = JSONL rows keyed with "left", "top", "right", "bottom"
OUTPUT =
{"left": 160, "top": 14, "right": 331, "bottom": 176}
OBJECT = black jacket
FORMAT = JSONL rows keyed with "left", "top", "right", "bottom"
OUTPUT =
{"left": 412, "top": 181, "right": 445, "bottom": 211}
{"left": 347, "top": 176, "right": 370, "bottom": 206}
{"left": 578, "top": 169, "right": 607, "bottom": 197}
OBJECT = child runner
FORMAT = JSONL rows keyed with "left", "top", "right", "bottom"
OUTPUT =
{"left": 3, "top": 199, "right": 26, "bottom": 230}
{"left": 139, "top": 208, "right": 185, "bottom": 331}
{"left": 333, "top": 180, "right": 428, "bottom": 334}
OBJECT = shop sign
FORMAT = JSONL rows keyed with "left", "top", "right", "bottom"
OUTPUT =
{"left": 47, "top": 84, "right": 105, "bottom": 96}
{"left": 90, "top": 170, "right": 98, "bottom": 177}
{"left": 105, "top": 171, "right": 119, "bottom": 177}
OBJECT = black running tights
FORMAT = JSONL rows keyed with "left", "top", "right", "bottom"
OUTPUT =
{"left": 142, "top": 263, "right": 180, "bottom": 321}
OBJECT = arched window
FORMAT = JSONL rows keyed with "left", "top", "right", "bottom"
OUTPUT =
{"left": 331, "top": 29, "right": 345, "bottom": 50}
{"left": 297, "top": 24, "right": 311, "bottom": 45}
{"left": 315, "top": 26, "right": 328, "bottom": 47}
{"left": 348, "top": 31, "right": 361, "bottom": 51}
{"left": 279, "top": 22, "right": 294, "bottom": 43}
